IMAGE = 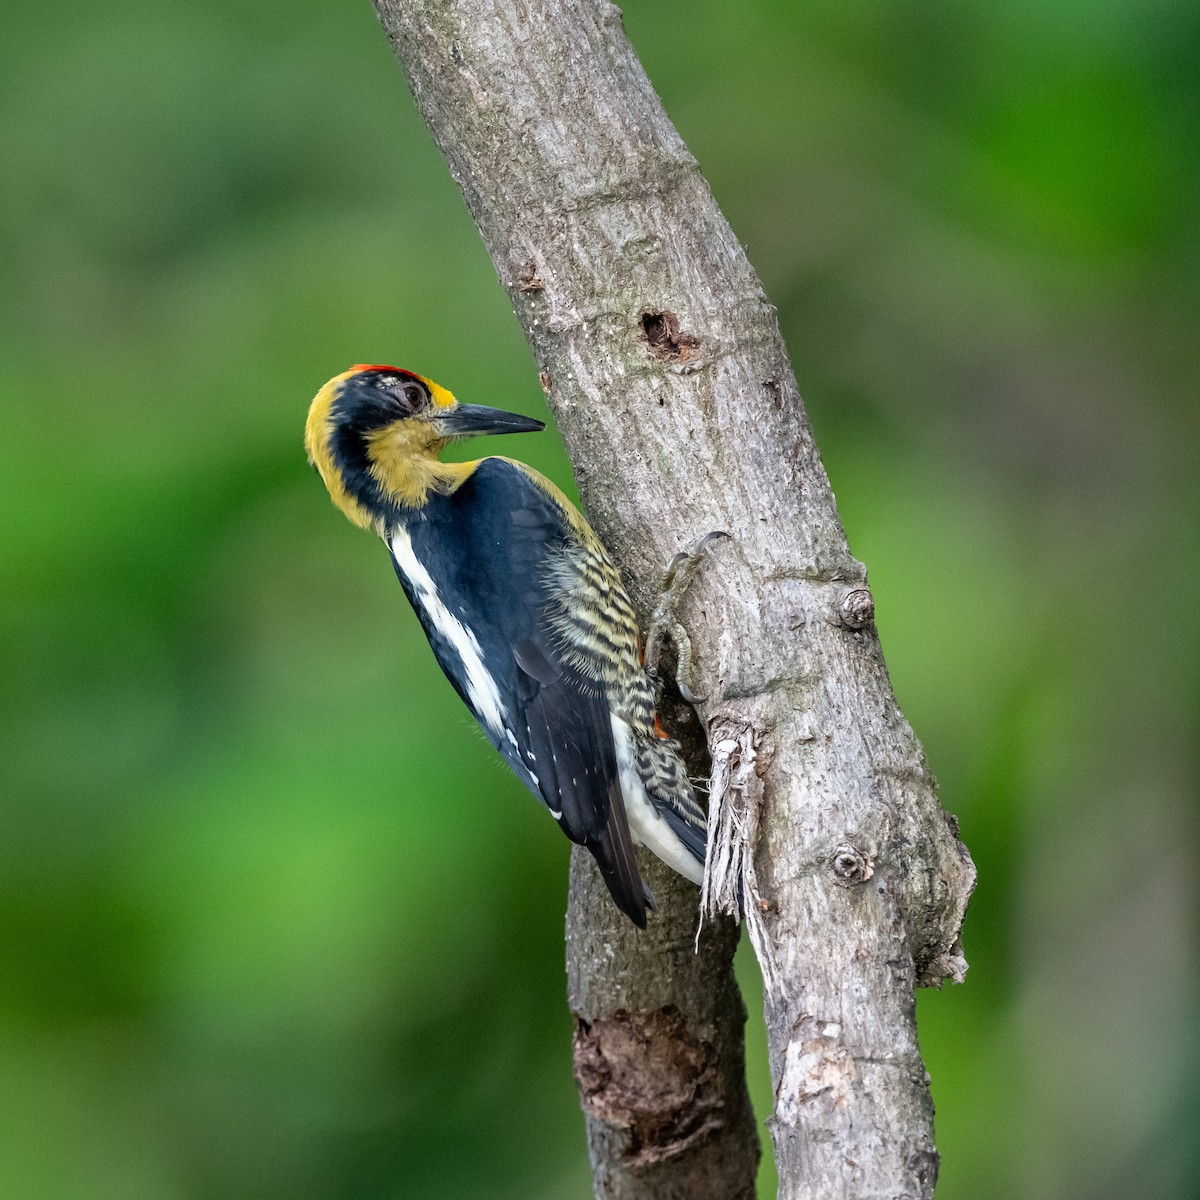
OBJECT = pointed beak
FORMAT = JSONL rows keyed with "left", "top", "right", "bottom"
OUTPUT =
{"left": 433, "top": 403, "right": 546, "bottom": 439}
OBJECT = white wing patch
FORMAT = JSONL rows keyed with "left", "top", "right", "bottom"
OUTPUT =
{"left": 610, "top": 715, "right": 704, "bottom": 885}
{"left": 389, "top": 526, "right": 509, "bottom": 739}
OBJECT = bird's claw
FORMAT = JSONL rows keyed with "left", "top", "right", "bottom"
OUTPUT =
{"left": 644, "top": 530, "right": 729, "bottom": 705}
{"left": 692, "top": 529, "right": 731, "bottom": 555}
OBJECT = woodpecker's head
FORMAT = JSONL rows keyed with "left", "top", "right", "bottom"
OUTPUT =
{"left": 306, "top": 364, "right": 545, "bottom": 529}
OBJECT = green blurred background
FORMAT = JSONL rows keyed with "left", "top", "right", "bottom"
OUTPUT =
{"left": 1, "top": 0, "right": 1196, "bottom": 1196}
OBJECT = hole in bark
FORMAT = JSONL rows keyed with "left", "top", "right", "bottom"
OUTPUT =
{"left": 640, "top": 309, "right": 701, "bottom": 362}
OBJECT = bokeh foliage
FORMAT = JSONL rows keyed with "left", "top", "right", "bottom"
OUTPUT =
{"left": 0, "top": 1, "right": 1195, "bottom": 1197}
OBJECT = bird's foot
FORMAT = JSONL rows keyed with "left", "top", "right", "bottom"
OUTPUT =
{"left": 644, "top": 531, "right": 729, "bottom": 704}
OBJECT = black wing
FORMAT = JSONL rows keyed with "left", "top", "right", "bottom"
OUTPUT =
{"left": 388, "top": 457, "right": 647, "bottom": 926}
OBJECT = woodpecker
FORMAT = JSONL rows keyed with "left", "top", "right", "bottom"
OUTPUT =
{"left": 305, "top": 365, "right": 711, "bottom": 926}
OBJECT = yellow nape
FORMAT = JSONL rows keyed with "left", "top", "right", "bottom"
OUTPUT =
{"left": 306, "top": 369, "right": 376, "bottom": 529}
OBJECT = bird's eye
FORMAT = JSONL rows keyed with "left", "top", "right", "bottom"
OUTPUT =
{"left": 379, "top": 375, "right": 430, "bottom": 415}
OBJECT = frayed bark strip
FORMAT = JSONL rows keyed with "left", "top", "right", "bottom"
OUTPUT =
{"left": 700, "top": 719, "right": 782, "bottom": 996}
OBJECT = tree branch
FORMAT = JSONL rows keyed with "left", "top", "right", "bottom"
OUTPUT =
{"left": 370, "top": 1, "right": 976, "bottom": 1197}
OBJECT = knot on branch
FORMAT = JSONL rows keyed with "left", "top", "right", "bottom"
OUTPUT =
{"left": 837, "top": 587, "right": 875, "bottom": 630}
{"left": 572, "top": 1007, "right": 723, "bottom": 1167}
{"left": 640, "top": 309, "right": 701, "bottom": 363}
{"left": 830, "top": 842, "right": 874, "bottom": 886}
{"left": 515, "top": 259, "right": 545, "bottom": 291}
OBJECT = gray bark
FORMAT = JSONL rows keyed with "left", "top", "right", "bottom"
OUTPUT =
{"left": 370, "top": 2, "right": 976, "bottom": 1198}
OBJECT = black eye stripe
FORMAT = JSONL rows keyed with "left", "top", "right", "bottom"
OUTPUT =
{"left": 375, "top": 374, "right": 430, "bottom": 415}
